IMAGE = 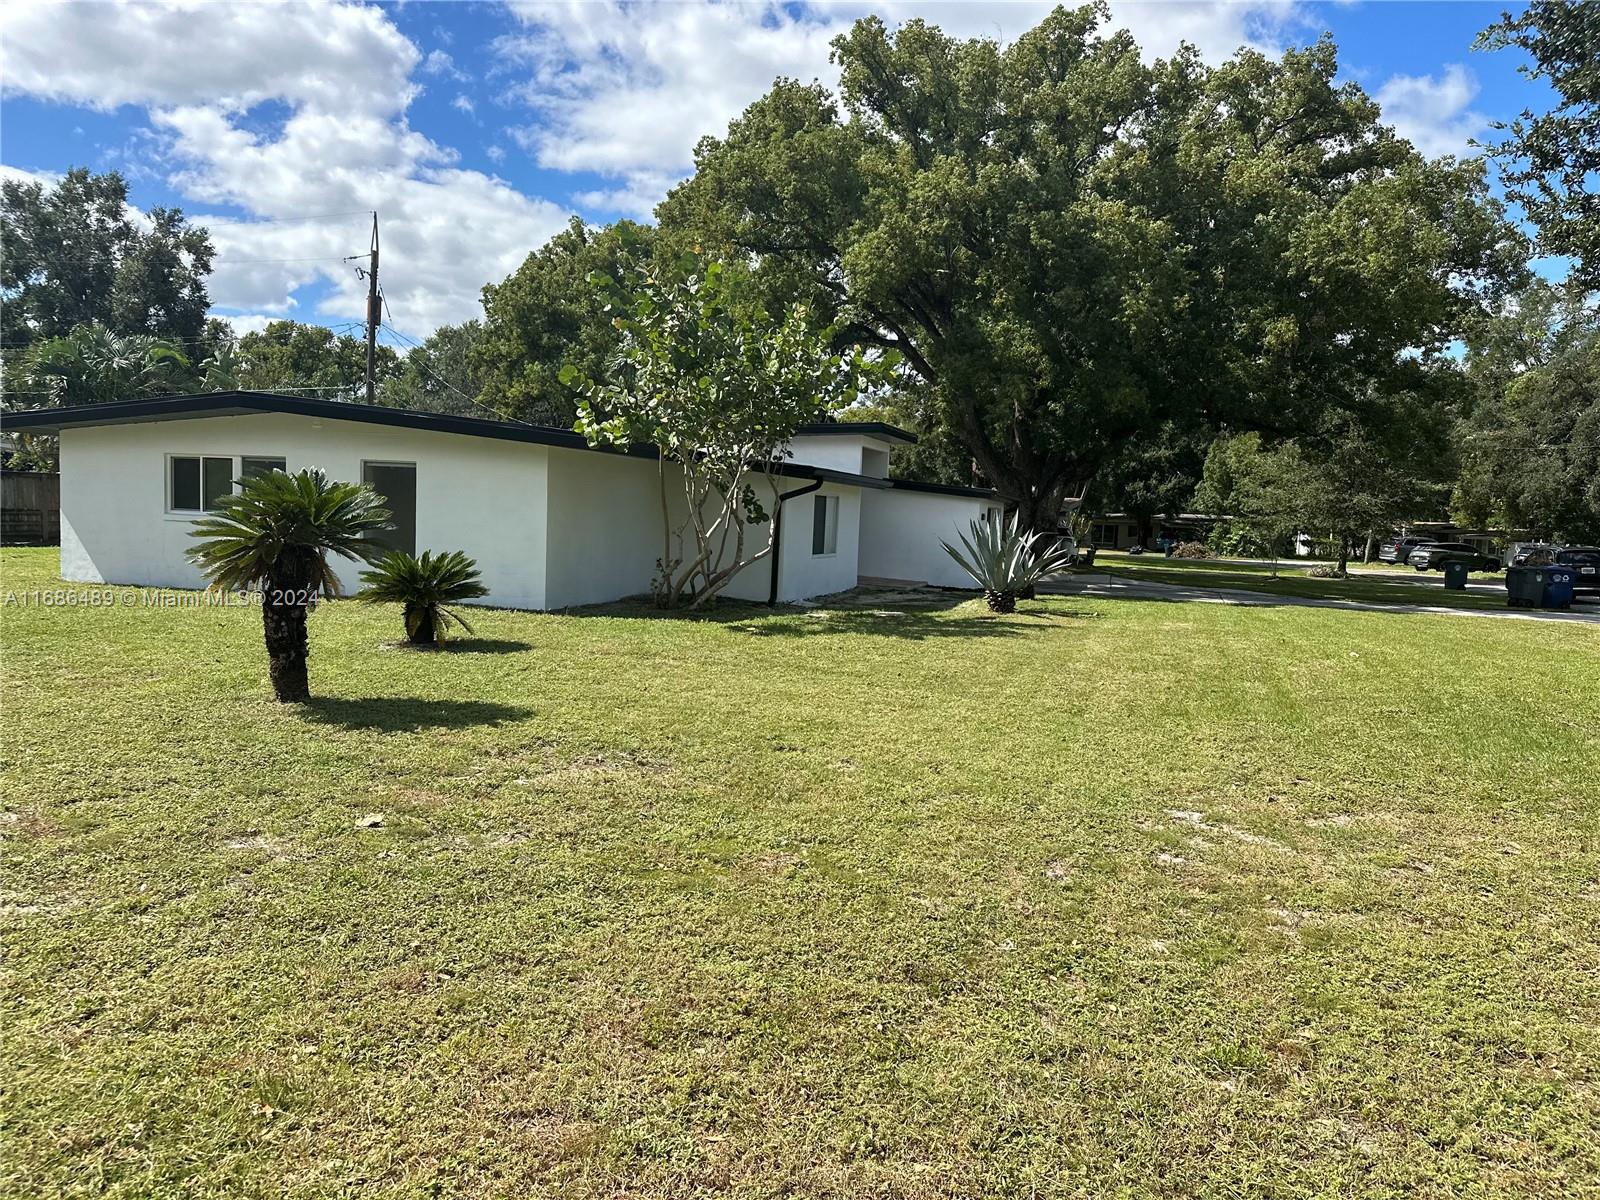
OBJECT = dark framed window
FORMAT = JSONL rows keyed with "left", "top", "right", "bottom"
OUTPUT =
{"left": 170, "top": 455, "right": 235, "bottom": 512}
{"left": 811, "top": 493, "right": 838, "bottom": 556}
{"left": 240, "top": 456, "right": 287, "bottom": 482}
{"left": 362, "top": 461, "right": 417, "bottom": 556}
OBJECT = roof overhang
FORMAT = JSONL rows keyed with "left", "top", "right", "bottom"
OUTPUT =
{"left": 0, "top": 392, "right": 894, "bottom": 489}
{"left": 793, "top": 420, "right": 917, "bottom": 445}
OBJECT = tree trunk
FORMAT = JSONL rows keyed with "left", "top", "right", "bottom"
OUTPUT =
{"left": 1338, "top": 538, "right": 1350, "bottom": 576}
{"left": 1362, "top": 532, "right": 1376, "bottom": 564}
{"left": 262, "top": 599, "right": 311, "bottom": 703}
{"left": 405, "top": 603, "right": 438, "bottom": 646}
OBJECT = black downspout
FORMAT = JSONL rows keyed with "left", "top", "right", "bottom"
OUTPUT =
{"left": 769, "top": 477, "right": 824, "bottom": 606}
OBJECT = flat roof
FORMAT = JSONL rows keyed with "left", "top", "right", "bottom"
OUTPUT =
{"left": 0, "top": 391, "right": 898, "bottom": 490}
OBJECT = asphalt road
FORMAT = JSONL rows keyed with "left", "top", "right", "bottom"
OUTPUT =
{"left": 1042, "top": 571, "right": 1600, "bottom": 625}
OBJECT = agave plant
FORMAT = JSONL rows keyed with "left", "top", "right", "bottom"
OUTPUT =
{"left": 188, "top": 469, "right": 391, "bottom": 702}
{"left": 942, "top": 515, "right": 1077, "bottom": 613}
{"left": 359, "top": 550, "right": 489, "bottom": 647}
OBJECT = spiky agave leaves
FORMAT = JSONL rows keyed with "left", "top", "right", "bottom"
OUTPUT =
{"left": 941, "top": 515, "right": 1077, "bottom": 613}
{"left": 358, "top": 549, "right": 490, "bottom": 646}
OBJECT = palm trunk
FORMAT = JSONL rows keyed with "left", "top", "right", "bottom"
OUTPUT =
{"left": 405, "top": 604, "right": 438, "bottom": 646}
{"left": 262, "top": 599, "right": 311, "bottom": 702}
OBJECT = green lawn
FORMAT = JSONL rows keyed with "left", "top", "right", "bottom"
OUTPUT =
{"left": 3, "top": 545, "right": 1598, "bottom": 1199}
{"left": 1089, "top": 552, "right": 1513, "bottom": 610}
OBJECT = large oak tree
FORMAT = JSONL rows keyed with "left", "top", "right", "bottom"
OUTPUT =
{"left": 660, "top": 3, "right": 1519, "bottom": 529}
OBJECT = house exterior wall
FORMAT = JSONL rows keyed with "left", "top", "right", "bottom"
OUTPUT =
{"left": 858, "top": 488, "right": 999, "bottom": 588}
{"left": 542, "top": 446, "right": 664, "bottom": 609}
{"left": 785, "top": 434, "right": 897, "bottom": 477}
{"left": 58, "top": 414, "right": 551, "bottom": 609}
{"left": 55, "top": 412, "right": 873, "bottom": 612}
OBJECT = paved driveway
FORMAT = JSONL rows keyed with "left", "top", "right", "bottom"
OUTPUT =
{"left": 1042, "top": 572, "right": 1600, "bottom": 625}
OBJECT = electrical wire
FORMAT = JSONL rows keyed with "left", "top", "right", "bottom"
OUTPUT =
{"left": 379, "top": 320, "right": 535, "bottom": 427}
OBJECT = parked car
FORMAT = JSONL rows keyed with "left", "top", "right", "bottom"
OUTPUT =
{"left": 1507, "top": 541, "right": 1559, "bottom": 567}
{"left": 1553, "top": 546, "right": 1600, "bottom": 595}
{"left": 1414, "top": 544, "right": 1497, "bottom": 576}
{"left": 1379, "top": 535, "right": 1433, "bottom": 565}
{"left": 1407, "top": 542, "right": 1503, "bottom": 572}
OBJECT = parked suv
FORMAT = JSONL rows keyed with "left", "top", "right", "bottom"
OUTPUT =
{"left": 1407, "top": 542, "right": 1502, "bottom": 572}
{"left": 1379, "top": 535, "right": 1433, "bottom": 565}
{"left": 1552, "top": 546, "right": 1600, "bottom": 595}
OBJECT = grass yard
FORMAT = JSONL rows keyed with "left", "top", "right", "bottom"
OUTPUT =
{"left": 3, "top": 545, "right": 1598, "bottom": 1198}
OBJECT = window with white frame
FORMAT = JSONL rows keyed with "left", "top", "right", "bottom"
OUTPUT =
{"left": 811, "top": 493, "right": 838, "bottom": 556}
{"left": 168, "top": 454, "right": 286, "bottom": 513}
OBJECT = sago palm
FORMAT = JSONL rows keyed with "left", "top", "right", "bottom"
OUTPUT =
{"left": 942, "top": 515, "right": 1077, "bottom": 613}
{"left": 188, "top": 468, "right": 391, "bottom": 702}
{"left": 358, "top": 550, "right": 489, "bottom": 647}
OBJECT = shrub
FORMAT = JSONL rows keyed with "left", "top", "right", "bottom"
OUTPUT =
{"left": 942, "top": 516, "right": 1077, "bottom": 613}
{"left": 359, "top": 550, "right": 489, "bottom": 646}
{"left": 1174, "top": 541, "right": 1211, "bottom": 559}
{"left": 1307, "top": 563, "right": 1347, "bottom": 578}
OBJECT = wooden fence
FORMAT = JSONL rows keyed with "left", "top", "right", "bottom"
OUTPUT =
{"left": 1, "top": 472, "right": 61, "bottom": 544}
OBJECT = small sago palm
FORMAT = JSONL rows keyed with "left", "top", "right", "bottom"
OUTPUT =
{"left": 358, "top": 550, "right": 489, "bottom": 647}
{"left": 188, "top": 469, "right": 391, "bottom": 702}
{"left": 942, "top": 515, "right": 1077, "bottom": 613}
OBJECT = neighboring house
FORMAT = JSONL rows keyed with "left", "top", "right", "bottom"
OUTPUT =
{"left": 1084, "top": 512, "right": 1220, "bottom": 550}
{"left": 3, "top": 392, "right": 1000, "bottom": 609}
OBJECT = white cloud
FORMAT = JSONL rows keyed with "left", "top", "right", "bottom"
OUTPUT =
{"left": 219, "top": 312, "right": 282, "bottom": 337}
{"left": 496, "top": 0, "right": 1305, "bottom": 220}
{"left": 0, "top": 0, "right": 570, "bottom": 334}
{"left": 421, "top": 49, "right": 466, "bottom": 80}
{"left": 0, "top": 0, "right": 418, "bottom": 116}
{"left": 453, "top": 93, "right": 476, "bottom": 116}
{"left": 1374, "top": 64, "right": 1487, "bottom": 159}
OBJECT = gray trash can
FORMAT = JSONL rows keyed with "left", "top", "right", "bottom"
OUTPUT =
{"left": 1506, "top": 566, "right": 1575, "bottom": 609}
{"left": 1444, "top": 561, "right": 1468, "bottom": 590}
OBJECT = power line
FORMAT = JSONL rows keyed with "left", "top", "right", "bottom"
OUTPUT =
{"left": 211, "top": 253, "right": 365, "bottom": 266}
{"left": 380, "top": 321, "right": 535, "bottom": 427}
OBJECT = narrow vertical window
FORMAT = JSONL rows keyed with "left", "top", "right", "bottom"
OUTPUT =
{"left": 362, "top": 462, "right": 417, "bottom": 556}
{"left": 811, "top": 494, "right": 837, "bottom": 556}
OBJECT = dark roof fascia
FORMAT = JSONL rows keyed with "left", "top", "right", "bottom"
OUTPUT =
{"left": 1, "top": 392, "right": 895, "bottom": 489}
{"left": 888, "top": 478, "right": 999, "bottom": 499}
{"left": 794, "top": 421, "right": 917, "bottom": 445}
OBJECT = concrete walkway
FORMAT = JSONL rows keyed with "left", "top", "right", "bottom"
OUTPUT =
{"left": 1041, "top": 572, "right": 1600, "bottom": 625}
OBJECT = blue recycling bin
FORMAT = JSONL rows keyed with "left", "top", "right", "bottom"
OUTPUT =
{"left": 1506, "top": 566, "right": 1575, "bottom": 610}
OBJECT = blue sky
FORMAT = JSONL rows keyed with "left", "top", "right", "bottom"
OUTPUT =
{"left": 0, "top": 1, "right": 1551, "bottom": 347}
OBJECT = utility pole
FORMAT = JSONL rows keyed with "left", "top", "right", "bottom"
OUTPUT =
{"left": 363, "top": 212, "right": 380, "bottom": 404}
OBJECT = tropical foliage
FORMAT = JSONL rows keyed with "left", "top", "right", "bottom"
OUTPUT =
{"left": 0, "top": 167, "right": 213, "bottom": 349}
{"left": 234, "top": 320, "right": 399, "bottom": 401}
{"left": 660, "top": 4, "right": 1518, "bottom": 529}
{"left": 562, "top": 248, "right": 881, "bottom": 609}
{"left": 187, "top": 469, "right": 391, "bottom": 702}
{"left": 476, "top": 216, "right": 656, "bottom": 425}
{"left": 1478, "top": 1, "right": 1600, "bottom": 294}
{"left": 942, "top": 515, "right": 1077, "bottom": 613}
{"left": 358, "top": 550, "right": 490, "bottom": 646}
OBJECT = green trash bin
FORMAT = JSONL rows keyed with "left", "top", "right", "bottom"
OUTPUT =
{"left": 1444, "top": 561, "right": 1468, "bottom": 590}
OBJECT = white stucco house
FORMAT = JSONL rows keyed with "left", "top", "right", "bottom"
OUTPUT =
{"left": 5, "top": 392, "right": 1000, "bottom": 610}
